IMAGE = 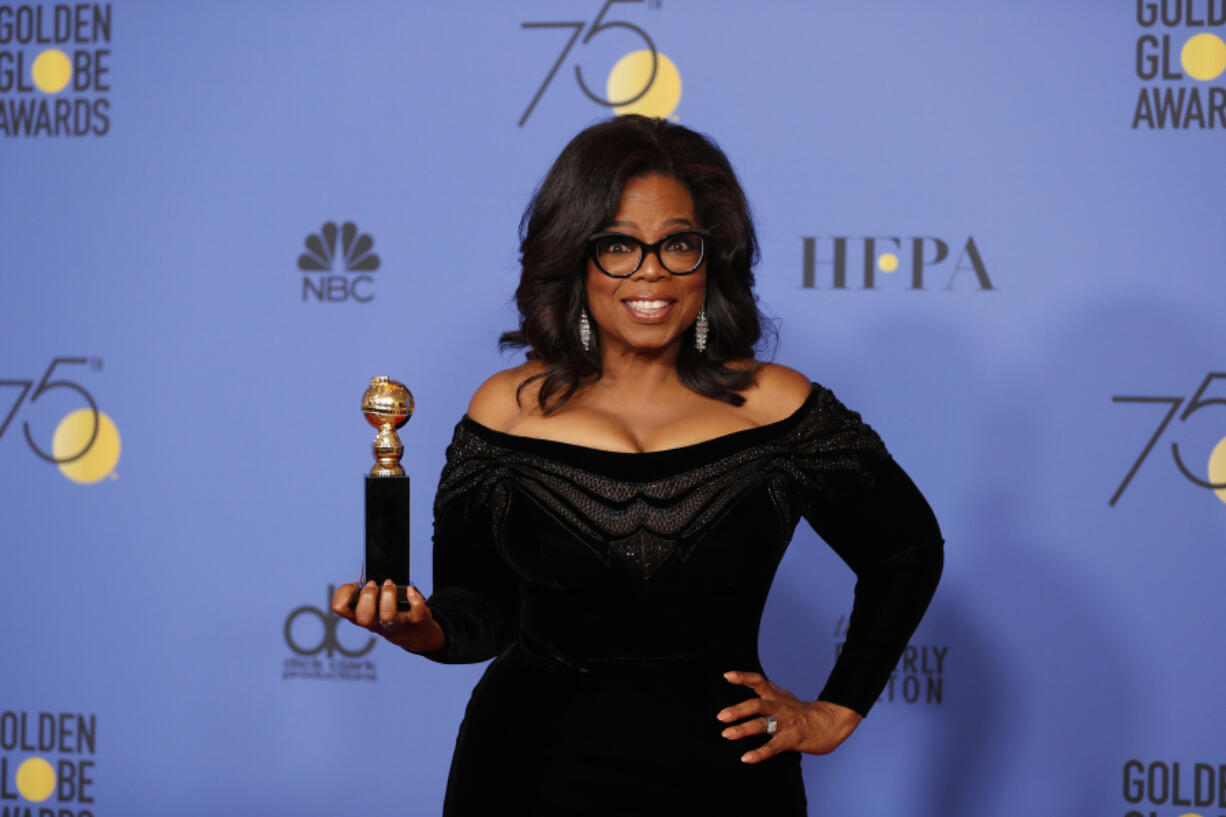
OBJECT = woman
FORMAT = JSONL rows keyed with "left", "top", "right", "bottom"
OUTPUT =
{"left": 332, "top": 115, "right": 943, "bottom": 815}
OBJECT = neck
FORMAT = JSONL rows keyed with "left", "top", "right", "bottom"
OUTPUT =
{"left": 595, "top": 340, "right": 684, "bottom": 399}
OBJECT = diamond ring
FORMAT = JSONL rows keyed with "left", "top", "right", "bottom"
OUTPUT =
{"left": 764, "top": 716, "right": 778, "bottom": 735}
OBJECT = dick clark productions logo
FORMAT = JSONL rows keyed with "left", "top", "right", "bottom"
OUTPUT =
{"left": 282, "top": 586, "right": 377, "bottom": 681}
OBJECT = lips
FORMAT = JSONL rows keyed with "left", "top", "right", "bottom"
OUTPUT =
{"left": 621, "top": 297, "right": 676, "bottom": 323}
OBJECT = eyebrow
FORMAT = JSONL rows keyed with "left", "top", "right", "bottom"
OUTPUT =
{"left": 606, "top": 218, "right": 695, "bottom": 230}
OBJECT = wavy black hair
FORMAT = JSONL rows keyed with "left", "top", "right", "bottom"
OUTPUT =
{"left": 500, "top": 115, "right": 770, "bottom": 413}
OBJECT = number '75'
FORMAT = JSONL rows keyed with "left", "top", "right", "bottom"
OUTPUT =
{"left": 0, "top": 357, "right": 99, "bottom": 464}
{"left": 519, "top": 0, "right": 658, "bottom": 126}
{"left": 1110, "top": 372, "right": 1226, "bottom": 506}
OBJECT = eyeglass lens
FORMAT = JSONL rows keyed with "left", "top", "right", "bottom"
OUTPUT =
{"left": 592, "top": 231, "right": 704, "bottom": 276}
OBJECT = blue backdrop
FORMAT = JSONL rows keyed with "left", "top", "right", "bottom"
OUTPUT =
{"left": 3, "top": 1, "right": 1225, "bottom": 814}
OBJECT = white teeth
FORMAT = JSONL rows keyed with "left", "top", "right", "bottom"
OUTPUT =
{"left": 625, "top": 300, "right": 670, "bottom": 310}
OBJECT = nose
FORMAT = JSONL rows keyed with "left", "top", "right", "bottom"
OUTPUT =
{"left": 634, "top": 248, "right": 668, "bottom": 280}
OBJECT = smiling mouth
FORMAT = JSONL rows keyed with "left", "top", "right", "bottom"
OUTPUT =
{"left": 621, "top": 299, "right": 676, "bottom": 322}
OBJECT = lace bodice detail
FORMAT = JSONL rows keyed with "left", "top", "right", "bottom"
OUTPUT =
{"left": 436, "top": 386, "right": 887, "bottom": 579}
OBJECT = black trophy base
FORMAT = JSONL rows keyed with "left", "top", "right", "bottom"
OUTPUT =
{"left": 351, "top": 474, "right": 411, "bottom": 611}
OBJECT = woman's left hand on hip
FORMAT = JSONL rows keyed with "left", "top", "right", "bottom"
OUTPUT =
{"left": 717, "top": 671, "right": 863, "bottom": 763}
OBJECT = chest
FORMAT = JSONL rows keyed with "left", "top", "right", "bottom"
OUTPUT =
{"left": 491, "top": 456, "right": 807, "bottom": 587}
{"left": 504, "top": 398, "right": 766, "bottom": 454}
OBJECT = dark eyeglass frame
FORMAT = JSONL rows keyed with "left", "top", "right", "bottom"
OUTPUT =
{"left": 586, "top": 228, "right": 712, "bottom": 278}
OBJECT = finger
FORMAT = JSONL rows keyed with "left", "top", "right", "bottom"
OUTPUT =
{"left": 378, "top": 580, "right": 398, "bottom": 626}
{"left": 741, "top": 732, "right": 796, "bottom": 765}
{"left": 330, "top": 583, "right": 359, "bottom": 619}
{"left": 353, "top": 581, "right": 379, "bottom": 627}
{"left": 405, "top": 586, "right": 429, "bottom": 625}
{"left": 720, "top": 714, "right": 777, "bottom": 741}
{"left": 716, "top": 696, "right": 764, "bottom": 724}
{"left": 723, "top": 671, "right": 772, "bottom": 695}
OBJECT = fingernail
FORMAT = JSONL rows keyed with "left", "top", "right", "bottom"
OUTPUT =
{"left": 365, "top": 581, "right": 375, "bottom": 587}
{"left": 721, "top": 728, "right": 734, "bottom": 739}
{"left": 383, "top": 578, "right": 393, "bottom": 586}
{"left": 716, "top": 711, "right": 730, "bottom": 722}
{"left": 723, "top": 672, "right": 736, "bottom": 680}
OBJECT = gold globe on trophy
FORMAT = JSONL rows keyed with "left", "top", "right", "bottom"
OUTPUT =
{"left": 361, "top": 376, "right": 415, "bottom": 477}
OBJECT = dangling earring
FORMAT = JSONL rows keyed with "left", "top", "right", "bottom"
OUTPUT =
{"left": 694, "top": 305, "right": 709, "bottom": 352}
{"left": 579, "top": 308, "right": 592, "bottom": 352}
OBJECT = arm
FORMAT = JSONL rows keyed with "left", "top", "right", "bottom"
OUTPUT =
{"left": 422, "top": 470, "right": 520, "bottom": 664}
{"left": 806, "top": 449, "right": 944, "bottom": 716}
{"left": 719, "top": 386, "right": 943, "bottom": 761}
{"left": 330, "top": 423, "right": 521, "bottom": 663}
{"left": 418, "top": 369, "right": 540, "bottom": 662}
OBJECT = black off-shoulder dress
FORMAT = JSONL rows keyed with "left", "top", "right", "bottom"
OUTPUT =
{"left": 422, "top": 383, "right": 943, "bottom": 816}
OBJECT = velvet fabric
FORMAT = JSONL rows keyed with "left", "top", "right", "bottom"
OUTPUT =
{"left": 422, "top": 384, "right": 943, "bottom": 816}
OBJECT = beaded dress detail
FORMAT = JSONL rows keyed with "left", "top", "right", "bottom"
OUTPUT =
{"left": 435, "top": 386, "right": 887, "bottom": 581}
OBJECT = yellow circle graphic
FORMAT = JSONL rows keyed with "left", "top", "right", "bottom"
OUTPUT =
{"left": 608, "top": 50, "right": 682, "bottom": 118}
{"left": 53, "top": 409, "right": 121, "bottom": 484}
{"left": 15, "top": 757, "right": 55, "bottom": 802}
{"left": 877, "top": 253, "right": 899, "bottom": 273}
{"left": 1181, "top": 33, "right": 1226, "bottom": 81}
{"left": 31, "top": 49, "right": 72, "bottom": 94}
{"left": 1209, "top": 436, "right": 1226, "bottom": 506}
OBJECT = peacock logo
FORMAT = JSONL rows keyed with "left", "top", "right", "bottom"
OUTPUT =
{"left": 297, "top": 222, "right": 381, "bottom": 303}
{"left": 297, "top": 222, "right": 380, "bottom": 273}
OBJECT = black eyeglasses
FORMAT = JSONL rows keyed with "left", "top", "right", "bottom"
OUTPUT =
{"left": 586, "top": 229, "right": 711, "bottom": 278}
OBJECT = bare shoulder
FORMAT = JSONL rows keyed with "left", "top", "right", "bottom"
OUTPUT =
{"left": 466, "top": 361, "right": 546, "bottom": 431}
{"left": 738, "top": 362, "right": 814, "bottom": 425}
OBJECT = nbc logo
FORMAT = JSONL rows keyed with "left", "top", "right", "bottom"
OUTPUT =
{"left": 298, "top": 221, "right": 381, "bottom": 303}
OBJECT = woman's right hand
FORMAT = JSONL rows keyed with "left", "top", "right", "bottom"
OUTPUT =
{"left": 331, "top": 579, "right": 446, "bottom": 654}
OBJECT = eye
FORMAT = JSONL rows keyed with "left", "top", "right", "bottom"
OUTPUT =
{"left": 664, "top": 234, "right": 696, "bottom": 252}
{"left": 595, "top": 235, "right": 638, "bottom": 254}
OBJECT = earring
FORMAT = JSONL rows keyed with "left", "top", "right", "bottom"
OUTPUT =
{"left": 579, "top": 308, "right": 592, "bottom": 352}
{"left": 694, "top": 306, "right": 709, "bottom": 352}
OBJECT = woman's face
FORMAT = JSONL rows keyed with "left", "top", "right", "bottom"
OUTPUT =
{"left": 585, "top": 174, "right": 707, "bottom": 357}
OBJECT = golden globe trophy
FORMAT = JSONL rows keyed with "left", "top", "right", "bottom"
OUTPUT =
{"left": 358, "top": 376, "right": 414, "bottom": 609}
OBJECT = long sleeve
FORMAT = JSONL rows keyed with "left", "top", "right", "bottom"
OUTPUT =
{"left": 797, "top": 391, "right": 944, "bottom": 716}
{"left": 420, "top": 423, "right": 520, "bottom": 664}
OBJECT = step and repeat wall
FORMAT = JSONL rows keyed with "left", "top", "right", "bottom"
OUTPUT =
{"left": 3, "top": 1, "right": 1224, "bottom": 814}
